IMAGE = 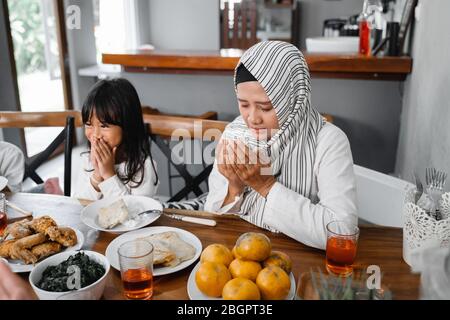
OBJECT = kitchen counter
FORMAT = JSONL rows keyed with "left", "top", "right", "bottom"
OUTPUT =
{"left": 103, "top": 49, "right": 413, "bottom": 81}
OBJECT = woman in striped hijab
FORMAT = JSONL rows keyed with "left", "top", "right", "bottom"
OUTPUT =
{"left": 205, "top": 41, "right": 357, "bottom": 250}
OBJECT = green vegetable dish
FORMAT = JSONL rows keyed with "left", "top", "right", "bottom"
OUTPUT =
{"left": 37, "top": 252, "right": 105, "bottom": 292}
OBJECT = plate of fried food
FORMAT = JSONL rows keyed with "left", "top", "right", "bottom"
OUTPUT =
{"left": 0, "top": 216, "right": 83, "bottom": 273}
{"left": 105, "top": 226, "right": 202, "bottom": 276}
{"left": 81, "top": 196, "right": 162, "bottom": 234}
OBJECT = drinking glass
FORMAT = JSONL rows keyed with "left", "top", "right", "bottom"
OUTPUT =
{"left": 0, "top": 193, "right": 7, "bottom": 236}
{"left": 326, "top": 221, "right": 359, "bottom": 277}
{"left": 118, "top": 240, "right": 154, "bottom": 300}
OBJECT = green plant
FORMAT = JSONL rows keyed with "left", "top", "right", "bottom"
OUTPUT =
{"left": 8, "top": 0, "right": 46, "bottom": 74}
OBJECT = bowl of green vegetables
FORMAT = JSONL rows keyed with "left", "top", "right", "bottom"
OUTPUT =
{"left": 29, "top": 251, "right": 110, "bottom": 300}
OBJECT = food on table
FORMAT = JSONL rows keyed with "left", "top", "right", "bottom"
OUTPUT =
{"left": 46, "top": 227, "right": 77, "bottom": 247}
{"left": 231, "top": 245, "right": 241, "bottom": 259}
{"left": 194, "top": 232, "right": 292, "bottom": 300}
{"left": 222, "top": 278, "right": 261, "bottom": 300}
{"left": 228, "top": 259, "right": 262, "bottom": 282}
{"left": 31, "top": 242, "right": 62, "bottom": 261}
{"left": 29, "top": 216, "right": 57, "bottom": 234}
{"left": 195, "top": 261, "right": 231, "bottom": 298}
{"left": 263, "top": 250, "right": 293, "bottom": 274}
{"left": 0, "top": 239, "right": 16, "bottom": 258}
{"left": 139, "top": 231, "right": 196, "bottom": 268}
{"left": 149, "top": 240, "right": 176, "bottom": 266}
{"left": 256, "top": 266, "right": 291, "bottom": 300}
{"left": 200, "top": 244, "right": 233, "bottom": 267}
{"left": 235, "top": 232, "right": 272, "bottom": 262}
{"left": 2, "top": 219, "right": 33, "bottom": 239}
{"left": 0, "top": 216, "right": 78, "bottom": 265}
{"left": 37, "top": 252, "right": 105, "bottom": 292}
{"left": 10, "top": 233, "right": 47, "bottom": 264}
{"left": 98, "top": 199, "right": 129, "bottom": 229}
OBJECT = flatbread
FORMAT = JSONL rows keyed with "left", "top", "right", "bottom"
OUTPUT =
{"left": 147, "top": 239, "right": 176, "bottom": 266}
{"left": 139, "top": 231, "right": 196, "bottom": 268}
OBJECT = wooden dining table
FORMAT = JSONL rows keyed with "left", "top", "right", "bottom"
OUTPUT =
{"left": 7, "top": 193, "right": 420, "bottom": 300}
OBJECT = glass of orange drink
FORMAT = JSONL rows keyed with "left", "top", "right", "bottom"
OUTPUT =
{"left": 118, "top": 240, "right": 154, "bottom": 300}
{"left": 325, "top": 221, "right": 359, "bottom": 277}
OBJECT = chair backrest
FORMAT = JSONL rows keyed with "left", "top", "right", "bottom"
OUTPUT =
{"left": 0, "top": 112, "right": 77, "bottom": 197}
{"left": 222, "top": 0, "right": 258, "bottom": 49}
{"left": 354, "top": 164, "right": 414, "bottom": 227}
{"left": 144, "top": 114, "right": 227, "bottom": 202}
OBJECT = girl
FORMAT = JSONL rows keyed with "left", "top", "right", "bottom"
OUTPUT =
{"left": 0, "top": 142, "right": 24, "bottom": 192}
{"left": 73, "top": 78, "right": 158, "bottom": 200}
{"left": 205, "top": 41, "right": 357, "bottom": 250}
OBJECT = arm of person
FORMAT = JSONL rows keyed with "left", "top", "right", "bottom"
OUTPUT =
{"left": 0, "top": 143, "right": 25, "bottom": 192}
{"left": 262, "top": 125, "right": 358, "bottom": 250}
{"left": 204, "top": 162, "right": 245, "bottom": 214}
{"left": 0, "top": 259, "right": 36, "bottom": 300}
{"left": 98, "top": 158, "right": 159, "bottom": 198}
{"left": 71, "top": 153, "right": 102, "bottom": 201}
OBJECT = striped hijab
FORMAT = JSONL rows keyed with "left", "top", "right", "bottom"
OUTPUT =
{"left": 222, "top": 41, "right": 325, "bottom": 231}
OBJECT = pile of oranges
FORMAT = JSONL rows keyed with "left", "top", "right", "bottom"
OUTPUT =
{"left": 195, "top": 232, "right": 292, "bottom": 300}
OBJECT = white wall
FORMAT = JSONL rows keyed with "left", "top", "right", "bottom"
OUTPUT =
{"left": 395, "top": 0, "right": 450, "bottom": 188}
{"left": 148, "top": 0, "right": 220, "bottom": 50}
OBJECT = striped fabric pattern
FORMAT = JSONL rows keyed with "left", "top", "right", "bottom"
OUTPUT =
{"left": 222, "top": 41, "right": 325, "bottom": 231}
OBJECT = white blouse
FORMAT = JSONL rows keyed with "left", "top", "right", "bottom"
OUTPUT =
{"left": 0, "top": 142, "right": 25, "bottom": 192}
{"left": 204, "top": 122, "right": 358, "bottom": 250}
{"left": 72, "top": 152, "right": 159, "bottom": 201}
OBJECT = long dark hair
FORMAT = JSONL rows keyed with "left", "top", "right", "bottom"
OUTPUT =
{"left": 82, "top": 78, "right": 158, "bottom": 187}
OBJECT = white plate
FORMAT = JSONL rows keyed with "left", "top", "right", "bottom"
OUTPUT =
{"left": 105, "top": 226, "right": 202, "bottom": 276}
{"left": 6, "top": 228, "right": 85, "bottom": 273}
{"left": 80, "top": 195, "right": 162, "bottom": 234}
{"left": 0, "top": 176, "right": 8, "bottom": 191}
{"left": 187, "top": 262, "right": 296, "bottom": 300}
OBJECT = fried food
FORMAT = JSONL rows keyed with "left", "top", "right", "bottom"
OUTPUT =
{"left": 10, "top": 233, "right": 47, "bottom": 265}
{"left": 3, "top": 219, "right": 33, "bottom": 240}
{"left": 45, "top": 227, "right": 77, "bottom": 247}
{"left": 2, "top": 216, "right": 78, "bottom": 265}
{"left": 31, "top": 242, "right": 62, "bottom": 260}
{"left": 29, "top": 216, "right": 57, "bottom": 234}
{"left": 0, "top": 239, "right": 17, "bottom": 259}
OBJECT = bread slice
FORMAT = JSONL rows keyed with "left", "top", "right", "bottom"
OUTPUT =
{"left": 98, "top": 199, "right": 129, "bottom": 229}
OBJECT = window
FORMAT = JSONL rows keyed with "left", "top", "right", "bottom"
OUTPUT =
{"left": 93, "top": 0, "right": 141, "bottom": 63}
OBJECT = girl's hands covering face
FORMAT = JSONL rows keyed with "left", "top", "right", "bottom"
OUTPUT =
{"left": 91, "top": 138, "right": 117, "bottom": 180}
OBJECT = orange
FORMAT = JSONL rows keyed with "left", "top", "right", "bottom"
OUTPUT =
{"left": 200, "top": 244, "right": 234, "bottom": 267}
{"left": 256, "top": 266, "right": 291, "bottom": 300}
{"left": 263, "top": 251, "right": 293, "bottom": 274}
{"left": 195, "top": 262, "right": 231, "bottom": 298}
{"left": 231, "top": 246, "right": 242, "bottom": 259}
{"left": 236, "top": 233, "right": 271, "bottom": 262}
{"left": 222, "top": 278, "right": 261, "bottom": 300}
{"left": 229, "top": 259, "right": 262, "bottom": 282}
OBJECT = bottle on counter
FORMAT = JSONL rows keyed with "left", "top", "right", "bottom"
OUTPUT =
{"left": 358, "top": 0, "right": 383, "bottom": 56}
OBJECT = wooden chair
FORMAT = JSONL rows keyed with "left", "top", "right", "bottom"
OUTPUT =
{"left": 143, "top": 113, "right": 227, "bottom": 202}
{"left": 221, "top": 0, "right": 258, "bottom": 49}
{"left": 0, "top": 111, "right": 227, "bottom": 201}
{"left": 141, "top": 106, "right": 219, "bottom": 199}
{"left": 0, "top": 112, "right": 80, "bottom": 196}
